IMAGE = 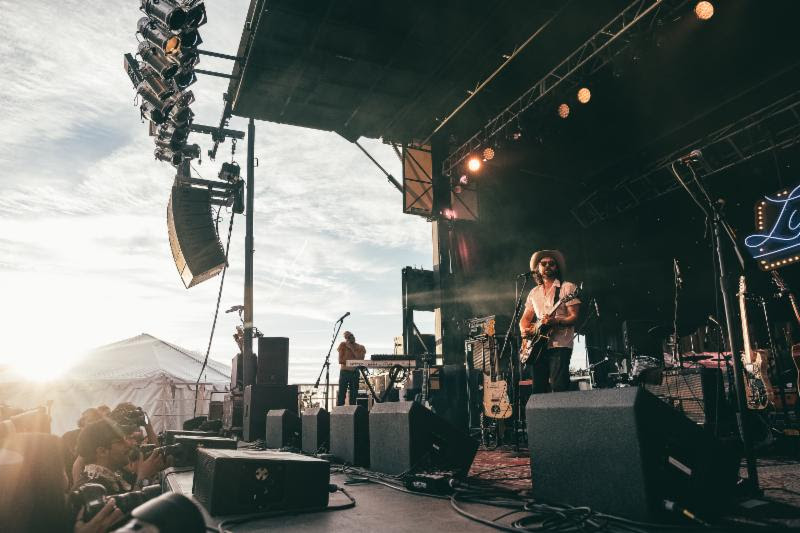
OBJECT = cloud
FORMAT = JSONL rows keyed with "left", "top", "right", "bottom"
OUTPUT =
{"left": 0, "top": 1, "right": 433, "bottom": 384}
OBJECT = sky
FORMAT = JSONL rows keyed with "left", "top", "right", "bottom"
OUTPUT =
{"left": 0, "top": 0, "right": 434, "bottom": 384}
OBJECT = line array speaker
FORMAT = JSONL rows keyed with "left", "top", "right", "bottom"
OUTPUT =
{"left": 167, "top": 181, "right": 227, "bottom": 289}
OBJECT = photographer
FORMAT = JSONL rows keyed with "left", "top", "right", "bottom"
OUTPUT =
{"left": 75, "top": 419, "right": 166, "bottom": 495}
{"left": 63, "top": 408, "right": 102, "bottom": 486}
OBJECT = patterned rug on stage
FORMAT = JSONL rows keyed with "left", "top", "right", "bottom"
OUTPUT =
{"left": 468, "top": 447, "right": 531, "bottom": 491}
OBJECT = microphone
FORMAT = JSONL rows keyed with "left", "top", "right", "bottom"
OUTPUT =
{"left": 593, "top": 299, "right": 600, "bottom": 317}
{"left": 336, "top": 311, "right": 350, "bottom": 322}
{"left": 517, "top": 272, "right": 534, "bottom": 279}
{"left": 707, "top": 315, "right": 720, "bottom": 327}
{"left": 677, "top": 149, "right": 702, "bottom": 164}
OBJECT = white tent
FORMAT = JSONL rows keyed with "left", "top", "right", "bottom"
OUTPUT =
{"left": 0, "top": 334, "right": 230, "bottom": 435}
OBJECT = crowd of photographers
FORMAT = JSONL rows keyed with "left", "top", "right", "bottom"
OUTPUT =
{"left": 0, "top": 402, "right": 197, "bottom": 532}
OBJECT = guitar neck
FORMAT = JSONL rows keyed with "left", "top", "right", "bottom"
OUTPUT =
{"left": 788, "top": 293, "right": 800, "bottom": 327}
{"left": 738, "top": 276, "right": 754, "bottom": 362}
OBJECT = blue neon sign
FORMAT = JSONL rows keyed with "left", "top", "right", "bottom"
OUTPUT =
{"left": 745, "top": 183, "right": 800, "bottom": 270}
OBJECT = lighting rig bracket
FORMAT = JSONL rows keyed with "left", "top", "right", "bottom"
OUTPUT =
{"left": 175, "top": 161, "right": 244, "bottom": 214}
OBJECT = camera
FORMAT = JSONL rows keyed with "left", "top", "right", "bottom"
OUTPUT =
{"left": 70, "top": 483, "right": 161, "bottom": 522}
{"left": 137, "top": 443, "right": 183, "bottom": 459}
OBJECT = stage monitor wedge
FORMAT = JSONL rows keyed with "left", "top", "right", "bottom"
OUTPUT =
{"left": 167, "top": 180, "right": 226, "bottom": 289}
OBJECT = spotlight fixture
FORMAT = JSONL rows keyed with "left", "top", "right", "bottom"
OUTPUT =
{"left": 577, "top": 87, "right": 591, "bottom": 104}
{"left": 557, "top": 103, "right": 570, "bottom": 119}
{"left": 155, "top": 147, "right": 183, "bottom": 165}
{"left": 179, "top": 27, "right": 203, "bottom": 49}
{"left": 482, "top": 147, "right": 495, "bottom": 161}
{"left": 510, "top": 128, "right": 522, "bottom": 141}
{"left": 138, "top": 17, "right": 181, "bottom": 55}
{"left": 184, "top": 1, "right": 208, "bottom": 29}
{"left": 694, "top": 1, "right": 714, "bottom": 20}
{"left": 140, "top": 0, "right": 187, "bottom": 31}
{"left": 459, "top": 174, "right": 469, "bottom": 185}
{"left": 140, "top": 65, "right": 175, "bottom": 100}
{"left": 467, "top": 156, "right": 481, "bottom": 172}
{"left": 173, "top": 67, "right": 198, "bottom": 90}
{"left": 138, "top": 42, "right": 179, "bottom": 79}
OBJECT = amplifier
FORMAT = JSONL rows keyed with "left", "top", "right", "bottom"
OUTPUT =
{"left": 644, "top": 367, "right": 731, "bottom": 434}
{"left": 466, "top": 336, "right": 501, "bottom": 374}
{"left": 192, "top": 449, "right": 330, "bottom": 516}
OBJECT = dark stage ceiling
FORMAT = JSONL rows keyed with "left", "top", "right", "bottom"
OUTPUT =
{"left": 227, "top": 0, "right": 800, "bottom": 351}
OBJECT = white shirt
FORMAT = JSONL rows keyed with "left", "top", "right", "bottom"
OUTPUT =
{"left": 524, "top": 279, "right": 581, "bottom": 349}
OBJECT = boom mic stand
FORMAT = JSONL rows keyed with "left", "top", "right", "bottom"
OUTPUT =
{"left": 314, "top": 315, "right": 347, "bottom": 411}
{"left": 670, "top": 158, "right": 760, "bottom": 494}
{"left": 499, "top": 273, "right": 532, "bottom": 452}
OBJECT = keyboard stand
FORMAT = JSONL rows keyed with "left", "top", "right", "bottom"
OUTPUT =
{"left": 355, "top": 364, "right": 406, "bottom": 404}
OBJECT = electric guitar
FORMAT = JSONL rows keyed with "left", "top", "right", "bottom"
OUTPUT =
{"left": 737, "top": 276, "right": 769, "bottom": 410}
{"left": 520, "top": 284, "right": 582, "bottom": 365}
{"left": 481, "top": 333, "right": 512, "bottom": 419}
{"left": 771, "top": 270, "right": 800, "bottom": 392}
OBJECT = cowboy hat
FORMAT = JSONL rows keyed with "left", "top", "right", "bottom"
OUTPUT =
{"left": 530, "top": 249, "right": 566, "bottom": 275}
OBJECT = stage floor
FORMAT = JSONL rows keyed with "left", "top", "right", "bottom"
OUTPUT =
{"left": 165, "top": 448, "right": 800, "bottom": 531}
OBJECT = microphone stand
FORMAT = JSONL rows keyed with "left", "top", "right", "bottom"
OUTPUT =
{"left": 315, "top": 317, "right": 346, "bottom": 411}
{"left": 670, "top": 160, "right": 760, "bottom": 494}
{"left": 499, "top": 274, "right": 531, "bottom": 452}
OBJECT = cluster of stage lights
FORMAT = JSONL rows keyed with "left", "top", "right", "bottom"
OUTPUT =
{"left": 123, "top": 0, "right": 207, "bottom": 166}
{"left": 556, "top": 87, "right": 591, "bottom": 120}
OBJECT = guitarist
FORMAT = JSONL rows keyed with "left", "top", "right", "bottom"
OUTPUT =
{"left": 519, "top": 250, "right": 581, "bottom": 393}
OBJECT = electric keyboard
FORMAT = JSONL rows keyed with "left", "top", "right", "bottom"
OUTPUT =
{"left": 345, "top": 359, "right": 416, "bottom": 369}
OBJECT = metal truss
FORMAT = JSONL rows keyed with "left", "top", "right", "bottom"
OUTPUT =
{"left": 571, "top": 90, "right": 800, "bottom": 228}
{"left": 441, "top": 0, "right": 676, "bottom": 176}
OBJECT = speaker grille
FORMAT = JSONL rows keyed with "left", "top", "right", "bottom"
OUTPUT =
{"left": 167, "top": 182, "right": 226, "bottom": 288}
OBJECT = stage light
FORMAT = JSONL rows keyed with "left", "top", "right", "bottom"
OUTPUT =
{"left": 511, "top": 129, "right": 522, "bottom": 141}
{"left": 453, "top": 185, "right": 463, "bottom": 194}
{"left": 483, "top": 147, "right": 495, "bottom": 161}
{"left": 180, "top": 28, "right": 203, "bottom": 48}
{"left": 467, "top": 157, "right": 481, "bottom": 172}
{"left": 694, "top": 2, "right": 714, "bottom": 20}
{"left": 577, "top": 87, "right": 591, "bottom": 104}
{"left": 140, "top": 65, "right": 175, "bottom": 100}
{"left": 141, "top": 101, "right": 167, "bottom": 125}
{"left": 557, "top": 103, "right": 570, "bottom": 119}
{"left": 155, "top": 147, "right": 183, "bottom": 165}
{"left": 459, "top": 174, "right": 469, "bottom": 185}
{"left": 155, "top": 136, "right": 183, "bottom": 151}
{"left": 158, "top": 123, "right": 189, "bottom": 143}
{"left": 140, "top": 0, "right": 187, "bottom": 31}
{"left": 184, "top": 1, "right": 208, "bottom": 29}
{"left": 138, "top": 17, "right": 181, "bottom": 54}
{"left": 173, "top": 68, "right": 197, "bottom": 90}
{"left": 138, "top": 42, "right": 179, "bottom": 79}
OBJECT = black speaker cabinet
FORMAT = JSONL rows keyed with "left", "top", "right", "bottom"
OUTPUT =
{"left": 167, "top": 182, "right": 227, "bottom": 289}
{"left": 257, "top": 337, "right": 290, "bottom": 386}
{"left": 266, "top": 409, "right": 301, "bottom": 449}
{"left": 192, "top": 449, "right": 329, "bottom": 516}
{"left": 231, "top": 353, "right": 257, "bottom": 391}
{"left": 172, "top": 435, "right": 237, "bottom": 467}
{"left": 431, "top": 364, "right": 469, "bottom": 432}
{"left": 302, "top": 408, "right": 330, "bottom": 454}
{"left": 163, "top": 430, "right": 218, "bottom": 445}
{"left": 222, "top": 393, "right": 243, "bottom": 431}
{"left": 330, "top": 405, "right": 369, "bottom": 467}
{"left": 208, "top": 401, "right": 223, "bottom": 421}
{"left": 525, "top": 388, "right": 740, "bottom": 521}
{"left": 369, "top": 401, "right": 478, "bottom": 476}
{"left": 243, "top": 385, "right": 299, "bottom": 442}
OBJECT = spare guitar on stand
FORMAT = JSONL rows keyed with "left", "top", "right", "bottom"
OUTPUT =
{"left": 737, "top": 276, "right": 770, "bottom": 410}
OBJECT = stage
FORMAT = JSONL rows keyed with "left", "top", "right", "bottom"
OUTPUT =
{"left": 163, "top": 446, "right": 800, "bottom": 531}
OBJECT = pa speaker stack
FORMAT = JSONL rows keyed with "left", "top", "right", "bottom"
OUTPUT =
{"left": 167, "top": 182, "right": 227, "bottom": 289}
{"left": 526, "top": 388, "right": 740, "bottom": 521}
{"left": 243, "top": 384, "right": 299, "bottom": 441}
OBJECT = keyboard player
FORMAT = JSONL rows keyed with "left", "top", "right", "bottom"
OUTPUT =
{"left": 337, "top": 331, "right": 366, "bottom": 406}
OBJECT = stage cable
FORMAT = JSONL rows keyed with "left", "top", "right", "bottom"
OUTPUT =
{"left": 192, "top": 210, "right": 236, "bottom": 417}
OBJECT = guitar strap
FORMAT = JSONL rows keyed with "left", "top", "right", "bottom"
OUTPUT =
{"left": 552, "top": 283, "right": 561, "bottom": 313}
